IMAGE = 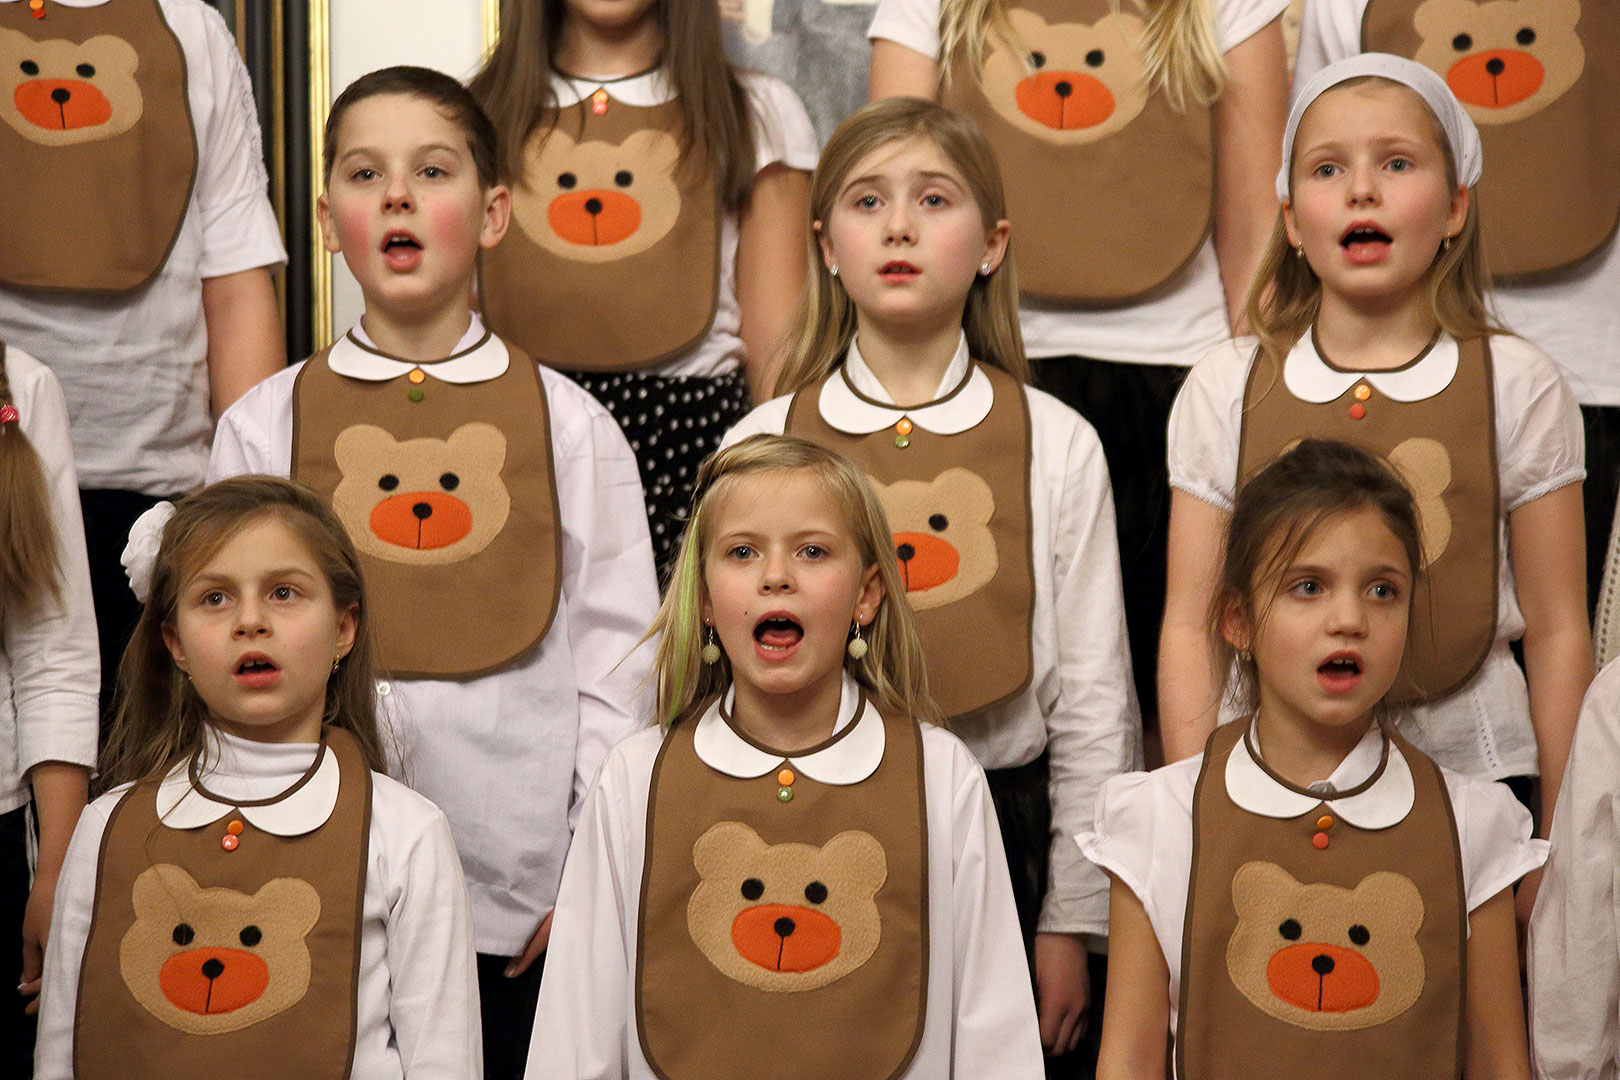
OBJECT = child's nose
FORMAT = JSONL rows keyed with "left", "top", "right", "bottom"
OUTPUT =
{"left": 883, "top": 205, "right": 915, "bottom": 244}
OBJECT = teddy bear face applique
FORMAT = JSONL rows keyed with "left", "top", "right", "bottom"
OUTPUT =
{"left": 1411, "top": 0, "right": 1586, "bottom": 124}
{"left": 0, "top": 25, "right": 144, "bottom": 145}
{"left": 1225, "top": 862, "right": 1426, "bottom": 1031}
{"left": 870, "top": 468, "right": 999, "bottom": 611}
{"left": 513, "top": 127, "right": 684, "bottom": 263}
{"left": 976, "top": 9, "right": 1151, "bottom": 143}
{"left": 118, "top": 864, "right": 321, "bottom": 1035}
{"left": 687, "top": 822, "right": 888, "bottom": 992}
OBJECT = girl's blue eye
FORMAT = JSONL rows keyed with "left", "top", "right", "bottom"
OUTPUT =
{"left": 922, "top": 193, "right": 946, "bottom": 207}
{"left": 856, "top": 194, "right": 880, "bottom": 210}
{"left": 1388, "top": 158, "right": 1411, "bottom": 172}
{"left": 422, "top": 165, "right": 444, "bottom": 178}
{"left": 802, "top": 544, "right": 826, "bottom": 559}
{"left": 1312, "top": 163, "right": 1338, "bottom": 178}
{"left": 1370, "top": 582, "right": 1399, "bottom": 601}
{"left": 728, "top": 544, "right": 754, "bottom": 560}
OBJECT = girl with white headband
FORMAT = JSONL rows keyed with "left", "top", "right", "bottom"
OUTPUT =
{"left": 1157, "top": 56, "right": 1589, "bottom": 868}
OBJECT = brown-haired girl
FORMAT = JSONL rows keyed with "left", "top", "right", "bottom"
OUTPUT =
{"left": 726, "top": 97, "right": 1139, "bottom": 1060}
{"left": 1084, "top": 438, "right": 1544, "bottom": 1079}
{"left": 527, "top": 434, "right": 1043, "bottom": 1078}
{"left": 34, "top": 477, "right": 480, "bottom": 1080}
{"left": 0, "top": 344, "right": 97, "bottom": 1069}
{"left": 471, "top": 0, "right": 816, "bottom": 571}
{"left": 1159, "top": 57, "right": 1590, "bottom": 895}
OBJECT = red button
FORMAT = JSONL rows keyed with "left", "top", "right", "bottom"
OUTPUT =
{"left": 221, "top": 833, "right": 239, "bottom": 852}
{"left": 1348, "top": 403, "right": 1366, "bottom": 420}
{"left": 1312, "top": 832, "right": 1330, "bottom": 850}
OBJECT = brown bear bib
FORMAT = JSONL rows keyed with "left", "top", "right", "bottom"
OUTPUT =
{"left": 940, "top": 0, "right": 1213, "bottom": 303}
{"left": 1236, "top": 336, "right": 1499, "bottom": 702}
{"left": 786, "top": 362, "right": 1035, "bottom": 720}
{"left": 1178, "top": 720, "right": 1466, "bottom": 1080}
{"left": 480, "top": 88, "right": 720, "bottom": 371}
{"left": 1363, "top": 0, "right": 1620, "bottom": 279}
{"left": 638, "top": 695, "right": 928, "bottom": 1080}
{"left": 75, "top": 728, "right": 372, "bottom": 1080}
{"left": 291, "top": 331, "right": 561, "bottom": 678}
{"left": 0, "top": 0, "right": 197, "bottom": 293}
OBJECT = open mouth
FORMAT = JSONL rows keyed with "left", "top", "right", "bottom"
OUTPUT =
{"left": 234, "top": 653, "right": 281, "bottom": 687}
{"left": 381, "top": 231, "right": 422, "bottom": 253}
{"left": 753, "top": 613, "right": 804, "bottom": 654}
{"left": 879, "top": 260, "right": 920, "bottom": 277}
{"left": 381, "top": 231, "right": 423, "bottom": 269}
{"left": 1339, "top": 225, "right": 1392, "bottom": 248}
{"left": 1316, "top": 653, "right": 1362, "bottom": 691}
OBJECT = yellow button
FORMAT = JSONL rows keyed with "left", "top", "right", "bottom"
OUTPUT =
{"left": 777, "top": 768, "right": 795, "bottom": 787}
{"left": 1316, "top": 815, "right": 1333, "bottom": 830}
{"left": 895, "top": 418, "right": 913, "bottom": 436}
{"left": 1354, "top": 384, "right": 1371, "bottom": 401}
{"left": 408, "top": 368, "right": 426, "bottom": 384}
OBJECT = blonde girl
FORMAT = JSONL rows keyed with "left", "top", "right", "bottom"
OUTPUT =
{"left": 1160, "top": 56, "right": 1589, "bottom": 909}
{"left": 0, "top": 344, "right": 97, "bottom": 1069}
{"left": 471, "top": 0, "right": 817, "bottom": 571}
{"left": 527, "top": 434, "right": 1043, "bottom": 1078}
{"left": 34, "top": 477, "right": 480, "bottom": 1080}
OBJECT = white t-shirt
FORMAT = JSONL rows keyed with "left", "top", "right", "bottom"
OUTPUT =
{"left": 1079, "top": 722, "right": 1547, "bottom": 1071}
{"left": 0, "top": 0, "right": 287, "bottom": 493}
{"left": 1295, "top": 0, "right": 1620, "bottom": 408}
{"left": 723, "top": 334, "right": 1143, "bottom": 935}
{"left": 868, "top": 0, "right": 1291, "bottom": 365}
{"left": 544, "top": 69, "right": 818, "bottom": 379}
{"left": 1168, "top": 331, "right": 1584, "bottom": 778}
{"left": 35, "top": 730, "right": 481, "bottom": 1080}
{"left": 525, "top": 675, "right": 1045, "bottom": 1080}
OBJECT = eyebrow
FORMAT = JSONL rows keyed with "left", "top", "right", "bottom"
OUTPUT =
{"left": 838, "top": 169, "right": 965, "bottom": 195}
{"left": 336, "top": 142, "right": 463, "bottom": 164}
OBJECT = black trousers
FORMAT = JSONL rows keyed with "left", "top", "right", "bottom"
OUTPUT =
{"left": 477, "top": 951, "right": 546, "bottom": 1080}
{"left": 0, "top": 807, "right": 35, "bottom": 1077}
{"left": 1582, "top": 404, "right": 1620, "bottom": 620}
{"left": 79, "top": 488, "right": 177, "bottom": 727}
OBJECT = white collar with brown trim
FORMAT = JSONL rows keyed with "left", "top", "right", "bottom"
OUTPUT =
{"left": 1225, "top": 721, "right": 1415, "bottom": 829}
{"left": 550, "top": 67, "right": 675, "bottom": 109}
{"left": 694, "top": 674, "right": 886, "bottom": 785}
{"left": 155, "top": 733, "right": 339, "bottom": 837}
{"left": 327, "top": 314, "right": 508, "bottom": 384}
{"left": 1283, "top": 331, "right": 1459, "bottom": 405}
{"left": 817, "top": 334, "right": 992, "bottom": 436}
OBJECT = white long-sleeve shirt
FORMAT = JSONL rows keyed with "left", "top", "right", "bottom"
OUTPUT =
{"left": 207, "top": 317, "right": 660, "bottom": 953}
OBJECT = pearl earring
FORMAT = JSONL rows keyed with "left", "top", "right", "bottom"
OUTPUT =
{"left": 701, "top": 627, "right": 722, "bottom": 665}
{"left": 847, "top": 621, "right": 868, "bottom": 661}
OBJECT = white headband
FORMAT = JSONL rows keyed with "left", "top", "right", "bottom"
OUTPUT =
{"left": 1276, "top": 53, "right": 1483, "bottom": 202}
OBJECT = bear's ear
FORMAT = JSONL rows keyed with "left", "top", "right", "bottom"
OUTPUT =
{"left": 820, "top": 830, "right": 889, "bottom": 896}
{"left": 693, "top": 821, "right": 767, "bottom": 881}
{"left": 446, "top": 421, "right": 508, "bottom": 476}
{"left": 254, "top": 877, "right": 323, "bottom": 936}
{"left": 131, "top": 863, "right": 199, "bottom": 921}
{"left": 620, "top": 129, "right": 681, "bottom": 172}
{"left": 333, "top": 424, "right": 397, "bottom": 476}
{"left": 1354, "top": 871, "right": 1425, "bottom": 937}
{"left": 526, "top": 125, "right": 580, "bottom": 168}
{"left": 1541, "top": 0, "right": 1583, "bottom": 30}
{"left": 1231, "top": 861, "right": 1299, "bottom": 919}
{"left": 1413, "top": 0, "right": 1476, "bottom": 41}
{"left": 83, "top": 34, "right": 140, "bottom": 77}
{"left": 936, "top": 468, "right": 996, "bottom": 524}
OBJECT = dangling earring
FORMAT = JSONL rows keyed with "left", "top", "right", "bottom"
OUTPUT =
{"left": 1294, "top": 244, "right": 1305, "bottom": 260}
{"left": 829, "top": 263, "right": 840, "bottom": 278}
{"left": 1236, "top": 649, "right": 1252, "bottom": 663}
{"left": 847, "top": 621, "right": 868, "bottom": 661}
{"left": 1442, "top": 236, "right": 1454, "bottom": 252}
{"left": 701, "top": 626, "right": 722, "bottom": 665}
{"left": 332, "top": 656, "right": 342, "bottom": 674}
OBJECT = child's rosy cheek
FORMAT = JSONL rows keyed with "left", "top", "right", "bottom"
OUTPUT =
{"left": 336, "top": 206, "right": 372, "bottom": 249}
{"left": 428, "top": 202, "right": 478, "bottom": 251}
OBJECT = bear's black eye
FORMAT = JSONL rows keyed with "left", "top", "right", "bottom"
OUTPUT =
{"left": 1085, "top": 49, "right": 1104, "bottom": 67}
{"left": 741, "top": 878, "right": 764, "bottom": 901}
{"left": 1279, "top": 919, "right": 1302, "bottom": 940}
{"left": 379, "top": 474, "right": 399, "bottom": 492}
{"left": 239, "top": 925, "right": 263, "bottom": 947}
{"left": 1517, "top": 27, "right": 1536, "bottom": 45}
{"left": 1028, "top": 51, "right": 1046, "bottom": 69}
{"left": 76, "top": 63, "right": 96, "bottom": 78}
{"left": 20, "top": 60, "right": 39, "bottom": 76}
{"left": 1452, "top": 33, "right": 1473, "bottom": 51}
{"left": 804, "top": 882, "right": 828, "bottom": 904}
{"left": 928, "top": 513, "right": 948, "bottom": 532}
{"left": 1348, "top": 924, "right": 1370, "bottom": 946}
{"left": 558, "top": 172, "right": 577, "bottom": 189}
{"left": 440, "top": 472, "right": 460, "bottom": 491}
{"left": 614, "top": 170, "right": 633, "bottom": 187}
{"left": 172, "top": 923, "right": 195, "bottom": 946}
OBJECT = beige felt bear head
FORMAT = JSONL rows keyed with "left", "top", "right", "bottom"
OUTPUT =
{"left": 1226, "top": 862, "right": 1426, "bottom": 1031}
{"left": 511, "top": 127, "right": 683, "bottom": 262}
{"left": 332, "top": 422, "right": 511, "bottom": 566}
{"left": 1412, "top": 0, "right": 1585, "bottom": 124}
{"left": 118, "top": 864, "right": 321, "bottom": 1035}
{"left": 687, "top": 821, "right": 887, "bottom": 993}
{"left": 871, "top": 467, "right": 998, "bottom": 611}
{"left": 977, "top": 9, "right": 1150, "bottom": 144}
{"left": 0, "top": 27, "right": 143, "bottom": 145}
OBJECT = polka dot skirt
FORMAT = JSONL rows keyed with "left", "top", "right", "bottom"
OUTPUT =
{"left": 570, "top": 368, "right": 753, "bottom": 576}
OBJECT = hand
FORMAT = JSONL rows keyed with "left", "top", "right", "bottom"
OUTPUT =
{"left": 505, "top": 910, "right": 554, "bottom": 979}
{"left": 1034, "top": 931, "right": 1091, "bottom": 1057}
{"left": 20, "top": 870, "right": 59, "bottom": 1016}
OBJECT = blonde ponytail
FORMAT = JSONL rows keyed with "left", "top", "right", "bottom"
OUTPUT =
{"left": 0, "top": 346, "right": 61, "bottom": 613}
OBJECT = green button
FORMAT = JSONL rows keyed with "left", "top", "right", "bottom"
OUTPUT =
{"left": 407, "top": 387, "right": 424, "bottom": 403}
{"left": 777, "top": 786, "right": 793, "bottom": 803}
{"left": 894, "top": 435, "right": 910, "bottom": 449}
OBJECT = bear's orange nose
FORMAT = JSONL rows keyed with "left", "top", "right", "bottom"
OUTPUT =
{"left": 893, "top": 532, "right": 960, "bottom": 592}
{"left": 1265, "top": 943, "right": 1380, "bottom": 1013}
{"left": 13, "top": 80, "right": 112, "bottom": 130}
{"left": 158, "top": 948, "right": 269, "bottom": 1014}
{"left": 1014, "top": 71, "right": 1114, "bottom": 130}
{"left": 1446, "top": 50, "right": 1544, "bottom": 108}
{"left": 547, "top": 190, "right": 642, "bottom": 246}
{"left": 731, "top": 904, "right": 842, "bottom": 973}
{"left": 368, "top": 491, "right": 473, "bottom": 550}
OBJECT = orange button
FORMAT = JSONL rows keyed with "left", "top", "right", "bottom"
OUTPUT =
{"left": 408, "top": 368, "right": 426, "bottom": 384}
{"left": 777, "top": 768, "right": 795, "bottom": 787}
{"left": 1312, "top": 832, "right": 1330, "bottom": 850}
{"left": 1354, "top": 384, "right": 1371, "bottom": 401}
{"left": 895, "top": 418, "right": 913, "bottom": 436}
{"left": 1316, "top": 815, "right": 1333, "bottom": 830}
{"left": 221, "top": 833, "right": 239, "bottom": 852}
{"left": 227, "top": 819, "right": 244, "bottom": 835}
{"left": 1348, "top": 403, "right": 1366, "bottom": 420}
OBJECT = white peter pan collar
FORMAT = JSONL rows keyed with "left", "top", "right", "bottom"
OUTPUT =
{"left": 1224, "top": 722, "right": 1414, "bottom": 829}
{"left": 155, "top": 737, "right": 340, "bottom": 837}
{"left": 818, "top": 334, "right": 992, "bottom": 436}
{"left": 1284, "top": 331, "right": 1458, "bottom": 404}
{"left": 694, "top": 674, "right": 885, "bottom": 785}
{"left": 326, "top": 314, "right": 509, "bottom": 384}
{"left": 550, "top": 68, "right": 676, "bottom": 109}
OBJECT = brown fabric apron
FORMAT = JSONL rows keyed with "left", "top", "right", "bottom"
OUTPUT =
{"left": 1236, "top": 337, "right": 1499, "bottom": 703}
{"left": 786, "top": 363, "right": 1036, "bottom": 720}
{"left": 481, "top": 91, "right": 721, "bottom": 371}
{"left": 940, "top": 0, "right": 1212, "bottom": 303}
{"left": 75, "top": 728, "right": 372, "bottom": 1080}
{"left": 637, "top": 696, "right": 928, "bottom": 1079}
{"left": 291, "top": 332, "right": 561, "bottom": 678}
{"left": 1363, "top": 0, "right": 1620, "bottom": 279}
{"left": 1177, "top": 720, "right": 1465, "bottom": 1080}
{"left": 0, "top": 0, "right": 197, "bottom": 293}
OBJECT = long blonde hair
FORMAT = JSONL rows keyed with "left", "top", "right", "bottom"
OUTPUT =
{"left": 773, "top": 98, "right": 1026, "bottom": 399}
{"left": 649, "top": 435, "right": 938, "bottom": 729}
{"left": 1246, "top": 77, "right": 1500, "bottom": 368}
{"left": 939, "top": 0, "right": 1227, "bottom": 109}
{"left": 0, "top": 345, "right": 61, "bottom": 614}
